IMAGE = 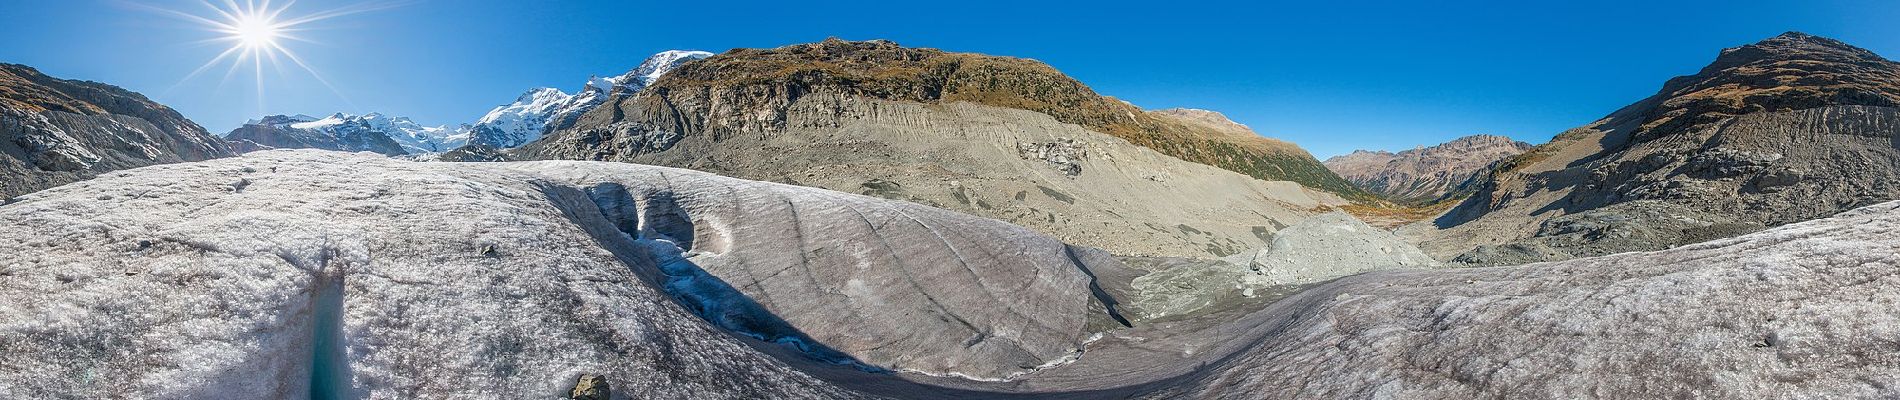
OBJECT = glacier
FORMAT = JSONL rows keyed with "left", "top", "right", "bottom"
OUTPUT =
{"left": 3, "top": 150, "right": 1899, "bottom": 399}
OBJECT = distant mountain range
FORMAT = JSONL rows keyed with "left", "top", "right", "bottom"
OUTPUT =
{"left": 1323, "top": 134, "right": 1531, "bottom": 203}
{"left": 220, "top": 50, "right": 713, "bottom": 156}
{"left": 226, "top": 112, "right": 464, "bottom": 156}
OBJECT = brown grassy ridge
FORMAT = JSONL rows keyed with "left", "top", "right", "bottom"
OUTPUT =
{"left": 0, "top": 64, "right": 109, "bottom": 115}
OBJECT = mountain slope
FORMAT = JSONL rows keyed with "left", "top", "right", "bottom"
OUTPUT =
{"left": 6, "top": 150, "right": 1899, "bottom": 399}
{"left": 0, "top": 63, "right": 232, "bottom": 201}
{"left": 523, "top": 39, "right": 1363, "bottom": 197}
{"left": 463, "top": 50, "right": 713, "bottom": 148}
{"left": 1324, "top": 134, "right": 1531, "bottom": 203}
{"left": 512, "top": 40, "right": 1361, "bottom": 258}
{"left": 1419, "top": 32, "right": 1900, "bottom": 264}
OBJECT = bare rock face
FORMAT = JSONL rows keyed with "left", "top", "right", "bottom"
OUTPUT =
{"left": 0, "top": 63, "right": 232, "bottom": 201}
{"left": 1324, "top": 135, "right": 1531, "bottom": 203}
{"left": 1422, "top": 32, "right": 1900, "bottom": 264}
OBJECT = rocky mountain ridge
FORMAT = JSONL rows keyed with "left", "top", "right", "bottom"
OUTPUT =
{"left": 1419, "top": 31, "right": 1900, "bottom": 265}
{"left": 464, "top": 50, "right": 712, "bottom": 148}
{"left": 510, "top": 40, "right": 1363, "bottom": 258}
{"left": 224, "top": 50, "right": 712, "bottom": 156}
{"left": 0, "top": 63, "right": 232, "bottom": 200}
{"left": 1323, "top": 134, "right": 1531, "bottom": 203}
{"left": 521, "top": 39, "right": 1365, "bottom": 197}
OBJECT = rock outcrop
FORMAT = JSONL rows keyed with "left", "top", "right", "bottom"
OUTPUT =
{"left": 512, "top": 39, "right": 1356, "bottom": 258}
{"left": 1420, "top": 32, "right": 1900, "bottom": 265}
{"left": 5, "top": 150, "right": 1900, "bottom": 399}
{"left": 1324, "top": 134, "right": 1531, "bottom": 203}
{"left": 0, "top": 63, "right": 232, "bottom": 201}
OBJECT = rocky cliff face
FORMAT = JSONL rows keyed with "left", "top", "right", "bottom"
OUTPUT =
{"left": 0, "top": 63, "right": 231, "bottom": 200}
{"left": 1324, "top": 134, "right": 1531, "bottom": 203}
{"left": 1420, "top": 32, "right": 1900, "bottom": 265}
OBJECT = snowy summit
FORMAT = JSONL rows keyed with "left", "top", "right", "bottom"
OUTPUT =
{"left": 465, "top": 50, "right": 713, "bottom": 148}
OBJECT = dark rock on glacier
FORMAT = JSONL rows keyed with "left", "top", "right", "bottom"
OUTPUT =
{"left": 568, "top": 374, "right": 608, "bottom": 400}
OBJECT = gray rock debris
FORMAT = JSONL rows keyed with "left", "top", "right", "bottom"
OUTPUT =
{"left": 1016, "top": 138, "right": 1087, "bottom": 176}
{"left": 1222, "top": 211, "right": 1440, "bottom": 287}
{"left": 1125, "top": 212, "right": 1440, "bottom": 321}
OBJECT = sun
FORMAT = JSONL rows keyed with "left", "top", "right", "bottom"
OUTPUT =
{"left": 138, "top": 0, "right": 398, "bottom": 113}
{"left": 230, "top": 14, "right": 282, "bottom": 49}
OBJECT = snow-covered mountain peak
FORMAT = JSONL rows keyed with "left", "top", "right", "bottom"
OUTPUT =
{"left": 288, "top": 113, "right": 349, "bottom": 130}
{"left": 515, "top": 87, "right": 568, "bottom": 103}
{"left": 585, "top": 75, "right": 617, "bottom": 93}
{"left": 622, "top": 50, "right": 713, "bottom": 90}
{"left": 238, "top": 112, "right": 468, "bottom": 155}
{"left": 462, "top": 50, "right": 712, "bottom": 149}
{"left": 246, "top": 114, "right": 321, "bottom": 127}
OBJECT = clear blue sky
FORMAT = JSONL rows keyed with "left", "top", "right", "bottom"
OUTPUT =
{"left": 2, "top": 0, "right": 1897, "bottom": 158}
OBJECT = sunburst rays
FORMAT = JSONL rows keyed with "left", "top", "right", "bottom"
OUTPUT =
{"left": 134, "top": 0, "right": 401, "bottom": 113}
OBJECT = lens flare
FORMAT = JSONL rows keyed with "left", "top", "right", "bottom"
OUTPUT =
{"left": 231, "top": 14, "right": 281, "bottom": 49}
{"left": 135, "top": 0, "right": 403, "bottom": 113}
